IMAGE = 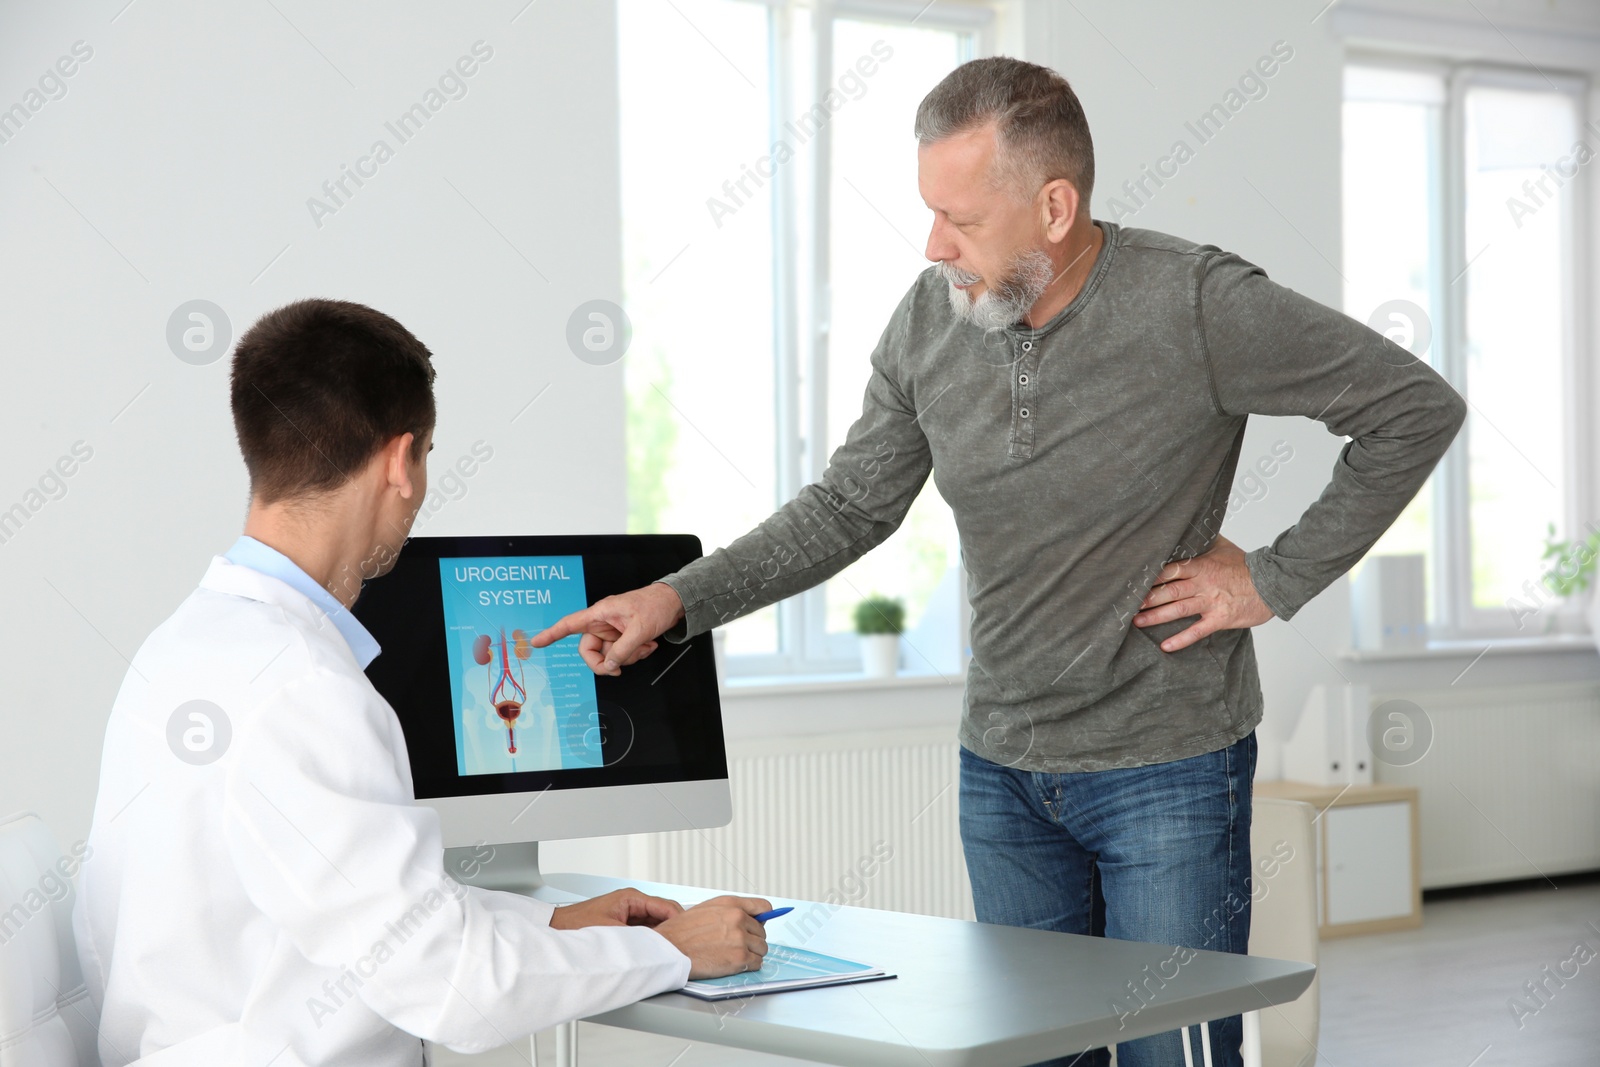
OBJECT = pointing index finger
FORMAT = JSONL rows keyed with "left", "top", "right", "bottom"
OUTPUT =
{"left": 530, "top": 610, "right": 595, "bottom": 648}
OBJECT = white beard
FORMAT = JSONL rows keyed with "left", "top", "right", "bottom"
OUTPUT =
{"left": 938, "top": 249, "right": 1056, "bottom": 330}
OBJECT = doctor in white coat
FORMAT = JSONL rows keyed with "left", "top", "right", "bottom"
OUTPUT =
{"left": 73, "top": 299, "right": 770, "bottom": 1066}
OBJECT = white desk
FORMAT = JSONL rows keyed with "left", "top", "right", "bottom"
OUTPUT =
{"left": 545, "top": 873, "right": 1316, "bottom": 1067}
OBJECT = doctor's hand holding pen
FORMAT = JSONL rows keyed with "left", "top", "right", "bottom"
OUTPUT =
{"left": 655, "top": 895, "right": 774, "bottom": 977}
{"left": 530, "top": 582, "right": 686, "bottom": 677}
{"left": 550, "top": 888, "right": 772, "bottom": 977}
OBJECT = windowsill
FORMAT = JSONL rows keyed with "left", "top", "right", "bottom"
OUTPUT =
{"left": 1338, "top": 633, "right": 1598, "bottom": 661}
{"left": 721, "top": 668, "right": 966, "bottom": 697}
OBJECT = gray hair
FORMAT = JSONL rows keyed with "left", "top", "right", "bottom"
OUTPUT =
{"left": 914, "top": 56, "right": 1095, "bottom": 205}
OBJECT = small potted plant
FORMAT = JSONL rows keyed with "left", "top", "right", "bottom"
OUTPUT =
{"left": 1541, "top": 522, "right": 1600, "bottom": 640}
{"left": 854, "top": 595, "right": 905, "bottom": 678}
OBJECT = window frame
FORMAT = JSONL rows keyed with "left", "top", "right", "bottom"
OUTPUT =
{"left": 1344, "top": 52, "right": 1592, "bottom": 639}
{"left": 730, "top": 0, "right": 994, "bottom": 677}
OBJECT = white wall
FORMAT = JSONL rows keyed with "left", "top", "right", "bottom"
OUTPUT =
{"left": 5, "top": 0, "right": 1600, "bottom": 873}
{"left": 0, "top": 0, "right": 628, "bottom": 844}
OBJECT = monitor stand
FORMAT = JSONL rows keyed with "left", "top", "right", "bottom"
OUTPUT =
{"left": 444, "top": 841, "right": 584, "bottom": 905}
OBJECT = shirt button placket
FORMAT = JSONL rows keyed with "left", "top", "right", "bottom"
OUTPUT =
{"left": 1013, "top": 338, "right": 1037, "bottom": 457}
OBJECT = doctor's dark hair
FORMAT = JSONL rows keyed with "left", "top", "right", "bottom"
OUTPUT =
{"left": 914, "top": 56, "right": 1095, "bottom": 205}
{"left": 230, "top": 299, "right": 436, "bottom": 504}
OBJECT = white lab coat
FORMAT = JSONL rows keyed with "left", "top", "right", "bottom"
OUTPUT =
{"left": 73, "top": 557, "right": 690, "bottom": 1066}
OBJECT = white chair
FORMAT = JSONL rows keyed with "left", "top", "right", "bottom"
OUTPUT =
{"left": 1245, "top": 796, "right": 1319, "bottom": 1067}
{"left": 1180, "top": 795, "right": 1320, "bottom": 1067}
{"left": 0, "top": 812, "right": 98, "bottom": 1067}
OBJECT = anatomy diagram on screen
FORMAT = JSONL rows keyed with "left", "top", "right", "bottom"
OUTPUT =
{"left": 464, "top": 627, "right": 558, "bottom": 770}
{"left": 474, "top": 628, "right": 529, "bottom": 754}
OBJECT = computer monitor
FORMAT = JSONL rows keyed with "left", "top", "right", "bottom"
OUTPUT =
{"left": 354, "top": 534, "right": 731, "bottom": 864}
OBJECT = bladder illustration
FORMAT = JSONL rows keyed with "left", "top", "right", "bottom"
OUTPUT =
{"left": 473, "top": 628, "right": 533, "bottom": 754}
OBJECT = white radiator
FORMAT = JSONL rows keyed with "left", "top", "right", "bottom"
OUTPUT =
{"left": 1374, "top": 681, "right": 1600, "bottom": 888}
{"left": 639, "top": 728, "right": 976, "bottom": 921}
{"left": 637, "top": 681, "right": 1600, "bottom": 904}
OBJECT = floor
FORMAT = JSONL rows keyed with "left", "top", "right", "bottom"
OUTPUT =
{"left": 431, "top": 876, "right": 1600, "bottom": 1066}
{"left": 1315, "top": 874, "right": 1600, "bottom": 1067}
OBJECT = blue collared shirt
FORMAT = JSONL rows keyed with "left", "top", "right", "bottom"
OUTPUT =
{"left": 224, "top": 535, "right": 382, "bottom": 669}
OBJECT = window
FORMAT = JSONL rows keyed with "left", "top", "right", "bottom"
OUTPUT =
{"left": 1342, "top": 60, "right": 1588, "bottom": 637}
{"left": 619, "top": 0, "right": 991, "bottom": 675}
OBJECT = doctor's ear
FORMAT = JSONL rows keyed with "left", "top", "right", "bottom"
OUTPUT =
{"left": 380, "top": 432, "right": 420, "bottom": 499}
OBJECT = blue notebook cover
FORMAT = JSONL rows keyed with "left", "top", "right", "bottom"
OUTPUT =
{"left": 678, "top": 943, "right": 894, "bottom": 1001}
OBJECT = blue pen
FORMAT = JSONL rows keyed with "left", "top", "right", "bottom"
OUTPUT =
{"left": 753, "top": 906, "right": 793, "bottom": 923}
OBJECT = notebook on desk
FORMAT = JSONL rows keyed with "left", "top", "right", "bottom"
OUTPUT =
{"left": 678, "top": 944, "right": 894, "bottom": 1001}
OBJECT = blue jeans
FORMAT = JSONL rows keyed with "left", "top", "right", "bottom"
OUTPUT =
{"left": 959, "top": 733, "right": 1256, "bottom": 1067}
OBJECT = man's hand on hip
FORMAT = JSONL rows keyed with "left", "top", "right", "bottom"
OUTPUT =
{"left": 529, "top": 581, "right": 687, "bottom": 676}
{"left": 1132, "top": 535, "right": 1275, "bottom": 652}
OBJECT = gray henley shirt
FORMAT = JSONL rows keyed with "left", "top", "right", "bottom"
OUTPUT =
{"left": 659, "top": 220, "right": 1467, "bottom": 772}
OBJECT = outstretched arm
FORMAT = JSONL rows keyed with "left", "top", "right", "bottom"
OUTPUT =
{"left": 535, "top": 300, "right": 936, "bottom": 674}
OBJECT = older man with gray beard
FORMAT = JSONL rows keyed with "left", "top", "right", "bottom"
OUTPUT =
{"left": 536, "top": 56, "right": 1465, "bottom": 1066}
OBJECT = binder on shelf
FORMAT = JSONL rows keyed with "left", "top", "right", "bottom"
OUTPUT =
{"left": 1282, "top": 682, "right": 1374, "bottom": 786}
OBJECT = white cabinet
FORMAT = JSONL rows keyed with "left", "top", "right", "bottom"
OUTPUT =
{"left": 1325, "top": 802, "right": 1413, "bottom": 925}
{"left": 1257, "top": 781, "right": 1422, "bottom": 938}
